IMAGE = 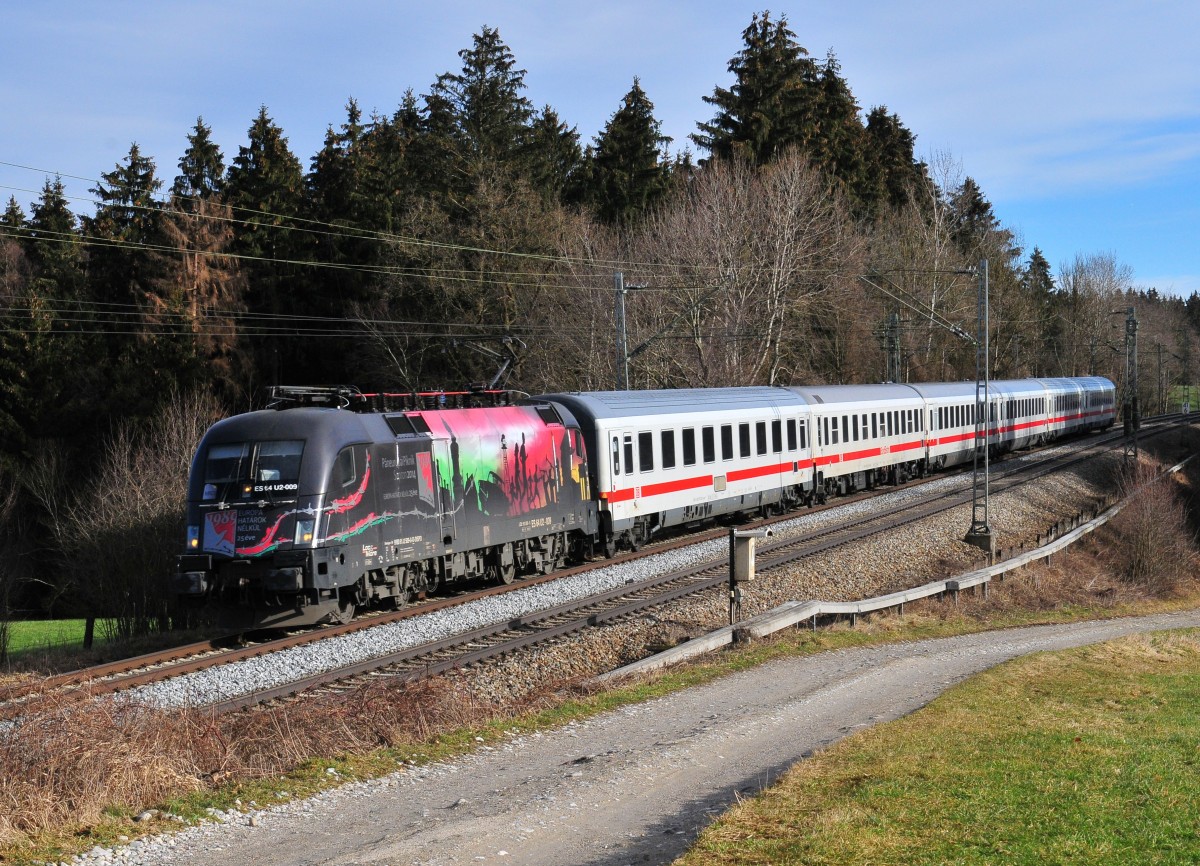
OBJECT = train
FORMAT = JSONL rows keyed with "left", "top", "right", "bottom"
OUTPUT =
{"left": 172, "top": 377, "right": 1116, "bottom": 628}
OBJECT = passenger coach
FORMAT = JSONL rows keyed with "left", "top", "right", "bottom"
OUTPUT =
{"left": 538, "top": 388, "right": 814, "bottom": 554}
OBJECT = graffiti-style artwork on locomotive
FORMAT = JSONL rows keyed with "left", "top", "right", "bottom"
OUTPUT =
{"left": 420, "top": 407, "right": 590, "bottom": 522}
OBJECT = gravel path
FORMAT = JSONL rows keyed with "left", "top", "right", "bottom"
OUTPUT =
{"left": 52, "top": 444, "right": 1140, "bottom": 865}
{"left": 78, "top": 609, "right": 1200, "bottom": 866}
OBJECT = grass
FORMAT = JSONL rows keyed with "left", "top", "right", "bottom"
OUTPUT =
{"left": 674, "top": 629, "right": 1200, "bottom": 865}
{"left": 10, "top": 581, "right": 1200, "bottom": 866}
{"left": 2, "top": 448, "right": 1197, "bottom": 865}
{"left": 3, "top": 618, "right": 113, "bottom": 656}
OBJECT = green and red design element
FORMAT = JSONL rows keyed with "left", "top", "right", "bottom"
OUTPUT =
{"left": 415, "top": 407, "right": 587, "bottom": 518}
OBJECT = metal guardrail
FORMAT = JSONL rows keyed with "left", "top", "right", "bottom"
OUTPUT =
{"left": 595, "top": 454, "right": 1196, "bottom": 683}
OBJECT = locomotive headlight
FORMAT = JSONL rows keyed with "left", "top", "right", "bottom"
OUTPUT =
{"left": 187, "top": 525, "right": 200, "bottom": 549}
{"left": 294, "top": 518, "right": 315, "bottom": 546}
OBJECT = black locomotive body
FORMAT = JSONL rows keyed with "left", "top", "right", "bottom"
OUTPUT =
{"left": 173, "top": 394, "right": 597, "bottom": 627}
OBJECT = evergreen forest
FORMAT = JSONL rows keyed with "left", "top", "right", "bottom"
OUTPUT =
{"left": 1, "top": 13, "right": 1195, "bottom": 640}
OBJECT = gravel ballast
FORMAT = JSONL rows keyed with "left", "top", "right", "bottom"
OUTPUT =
{"left": 132, "top": 443, "right": 1117, "bottom": 711}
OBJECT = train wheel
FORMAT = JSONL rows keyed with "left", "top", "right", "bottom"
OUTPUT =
{"left": 329, "top": 593, "right": 356, "bottom": 625}
{"left": 489, "top": 543, "right": 516, "bottom": 585}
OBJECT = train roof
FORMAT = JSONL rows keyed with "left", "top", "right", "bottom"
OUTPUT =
{"left": 201, "top": 407, "right": 378, "bottom": 449}
{"left": 904, "top": 379, "right": 1051, "bottom": 399}
{"left": 1035, "top": 376, "right": 1115, "bottom": 391}
{"left": 537, "top": 387, "right": 808, "bottom": 421}
{"left": 785, "top": 383, "right": 922, "bottom": 405}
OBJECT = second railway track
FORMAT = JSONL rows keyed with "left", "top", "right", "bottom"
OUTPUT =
{"left": 6, "top": 419, "right": 1178, "bottom": 720}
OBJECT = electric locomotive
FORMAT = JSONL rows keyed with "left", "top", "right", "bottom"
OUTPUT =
{"left": 173, "top": 387, "right": 597, "bottom": 627}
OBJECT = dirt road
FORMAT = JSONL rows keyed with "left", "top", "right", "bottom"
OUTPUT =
{"left": 139, "top": 610, "right": 1200, "bottom": 866}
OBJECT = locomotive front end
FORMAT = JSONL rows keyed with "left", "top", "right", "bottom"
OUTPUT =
{"left": 173, "top": 407, "right": 373, "bottom": 628}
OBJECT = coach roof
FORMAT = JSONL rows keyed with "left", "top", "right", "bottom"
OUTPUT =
{"left": 536, "top": 386, "right": 808, "bottom": 422}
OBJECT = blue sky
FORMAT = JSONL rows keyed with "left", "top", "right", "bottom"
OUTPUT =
{"left": 3, "top": 0, "right": 1198, "bottom": 295}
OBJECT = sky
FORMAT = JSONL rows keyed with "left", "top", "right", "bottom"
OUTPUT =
{"left": 2, "top": 0, "right": 1198, "bottom": 296}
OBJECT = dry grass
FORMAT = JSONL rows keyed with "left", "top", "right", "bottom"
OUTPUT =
{"left": 2, "top": 437, "right": 1198, "bottom": 861}
{"left": 0, "top": 676, "right": 511, "bottom": 851}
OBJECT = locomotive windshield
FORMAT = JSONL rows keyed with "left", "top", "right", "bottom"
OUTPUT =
{"left": 201, "top": 440, "right": 304, "bottom": 500}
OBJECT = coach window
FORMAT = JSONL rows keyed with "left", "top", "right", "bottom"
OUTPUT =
{"left": 638, "top": 431, "right": 654, "bottom": 473}
{"left": 702, "top": 426, "right": 716, "bottom": 463}
{"left": 661, "top": 430, "right": 676, "bottom": 469}
{"left": 611, "top": 436, "right": 620, "bottom": 475}
{"left": 756, "top": 421, "right": 768, "bottom": 455}
{"left": 831, "top": 417, "right": 839, "bottom": 445}
{"left": 682, "top": 428, "right": 697, "bottom": 466}
{"left": 786, "top": 418, "right": 797, "bottom": 451}
{"left": 623, "top": 434, "right": 634, "bottom": 475}
{"left": 739, "top": 423, "right": 752, "bottom": 458}
{"left": 871, "top": 413, "right": 878, "bottom": 438}
{"left": 772, "top": 419, "right": 783, "bottom": 452}
{"left": 721, "top": 424, "right": 734, "bottom": 460}
{"left": 851, "top": 414, "right": 859, "bottom": 442}
{"left": 800, "top": 421, "right": 807, "bottom": 449}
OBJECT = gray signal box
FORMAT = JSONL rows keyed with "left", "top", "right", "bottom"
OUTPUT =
{"left": 728, "top": 527, "right": 773, "bottom": 625}
{"left": 729, "top": 527, "right": 773, "bottom": 582}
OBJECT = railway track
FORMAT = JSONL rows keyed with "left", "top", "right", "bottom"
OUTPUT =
{"left": 5, "top": 419, "right": 1180, "bottom": 719}
{"left": 210, "top": 420, "right": 1171, "bottom": 713}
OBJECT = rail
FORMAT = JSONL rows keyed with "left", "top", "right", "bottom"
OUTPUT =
{"left": 595, "top": 453, "right": 1197, "bottom": 683}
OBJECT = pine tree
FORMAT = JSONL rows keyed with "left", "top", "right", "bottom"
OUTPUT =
{"left": 305, "top": 99, "right": 378, "bottom": 346}
{"left": 860, "top": 106, "right": 929, "bottom": 214}
{"left": 950, "top": 177, "right": 1010, "bottom": 255}
{"left": 809, "top": 52, "right": 867, "bottom": 198}
{"left": 1, "top": 198, "right": 24, "bottom": 232}
{"left": 0, "top": 198, "right": 27, "bottom": 304}
{"left": 1023, "top": 247, "right": 1054, "bottom": 297}
{"left": 172, "top": 117, "right": 225, "bottom": 201}
{"left": 1023, "top": 246, "right": 1061, "bottom": 374}
{"left": 307, "top": 99, "right": 366, "bottom": 223}
{"left": 692, "top": 11, "right": 819, "bottom": 165}
{"left": 526, "top": 106, "right": 583, "bottom": 203}
{"left": 358, "top": 94, "right": 427, "bottom": 229}
{"left": 2, "top": 178, "right": 98, "bottom": 456}
{"left": 428, "top": 26, "right": 535, "bottom": 169}
{"left": 223, "top": 107, "right": 307, "bottom": 383}
{"left": 225, "top": 106, "right": 306, "bottom": 262}
{"left": 153, "top": 195, "right": 246, "bottom": 398}
{"left": 586, "top": 78, "right": 673, "bottom": 225}
{"left": 85, "top": 143, "right": 165, "bottom": 341}
{"left": 27, "top": 176, "right": 83, "bottom": 291}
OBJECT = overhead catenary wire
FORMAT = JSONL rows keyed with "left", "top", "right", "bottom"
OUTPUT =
{"left": 0, "top": 158, "right": 868, "bottom": 280}
{"left": 0, "top": 161, "right": 715, "bottom": 275}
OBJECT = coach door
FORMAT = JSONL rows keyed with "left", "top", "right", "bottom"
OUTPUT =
{"left": 609, "top": 429, "right": 634, "bottom": 499}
